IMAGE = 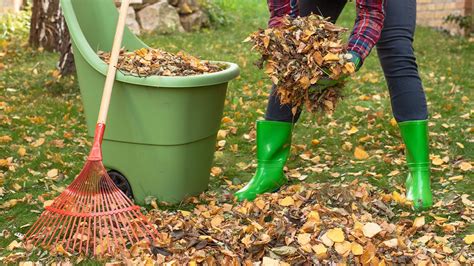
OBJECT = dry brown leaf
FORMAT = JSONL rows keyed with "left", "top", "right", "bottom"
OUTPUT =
{"left": 334, "top": 241, "right": 351, "bottom": 256}
{"left": 211, "top": 216, "right": 224, "bottom": 228}
{"left": 31, "top": 137, "right": 45, "bottom": 148}
{"left": 7, "top": 240, "right": 22, "bottom": 251}
{"left": 279, "top": 196, "right": 295, "bottom": 207}
{"left": 47, "top": 169, "right": 59, "bottom": 179}
{"left": 459, "top": 162, "right": 472, "bottom": 171}
{"left": 43, "top": 200, "right": 54, "bottom": 208}
{"left": 320, "top": 232, "right": 334, "bottom": 247}
{"left": 0, "top": 135, "right": 12, "bottom": 143}
{"left": 362, "top": 223, "right": 382, "bottom": 238}
{"left": 413, "top": 216, "right": 425, "bottom": 228}
{"left": 210, "top": 167, "right": 223, "bottom": 177}
{"left": 297, "top": 233, "right": 311, "bottom": 246}
{"left": 432, "top": 157, "right": 444, "bottom": 166}
{"left": 382, "top": 238, "right": 398, "bottom": 248}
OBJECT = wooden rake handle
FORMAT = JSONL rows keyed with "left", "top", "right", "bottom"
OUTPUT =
{"left": 97, "top": 0, "right": 131, "bottom": 125}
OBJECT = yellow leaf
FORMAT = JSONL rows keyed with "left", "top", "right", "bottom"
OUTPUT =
{"left": 311, "top": 139, "right": 320, "bottom": 146}
{"left": 459, "top": 162, "right": 472, "bottom": 171}
{"left": 211, "top": 216, "right": 224, "bottom": 228}
{"left": 255, "top": 199, "right": 266, "bottom": 210}
{"left": 326, "top": 228, "right": 345, "bottom": 243}
{"left": 392, "top": 191, "right": 407, "bottom": 205}
{"left": 432, "top": 157, "right": 444, "bottom": 166}
{"left": 342, "top": 142, "right": 353, "bottom": 151}
{"left": 312, "top": 244, "right": 327, "bottom": 256}
{"left": 307, "top": 211, "right": 320, "bottom": 223}
{"left": 443, "top": 245, "right": 453, "bottom": 254}
{"left": 7, "top": 240, "right": 21, "bottom": 251}
{"left": 335, "top": 241, "right": 351, "bottom": 256}
{"left": 320, "top": 232, "right": 334, "bottom": 247}
{"left": 150, "top": 199, "right": 158, "bottom": 209}
{"left": 382, "top": 238, "right": 398, "bottom": 248}
{"left": 456, "top": 142, "right": 465, "bottom": 149}
{"left": 351, "top": 242, "right": 364, "bottom": 255}
{"left": 297, "top": 233, "right": 311, "bottom": 246}
{"left": 17, "top": 147, "right": 26, "bottom": 157}
{"left": 299, "top": 76, "right": 311, "bottom": 89}
{"left": 430, "top": 214, "right": 448, "bottom": 223}
{"left": 464, "top": 234, "right": 474, "bottom": 245}
{"left": 180, "top": 210, "right": 191, "bottom": 217}
{"left": 388, "top": 170, "right": 400, "bottom": 177}
{"left": 279, "top": 196, "right": 295, "bottom": 207}
{"left": 461, "top": 194, "right": 473, "bottom": 207}
{"left": 355, "top": 106, "right": 368, "bottom": 113}
{"left": 221, "top": 117, "right": 234, "bottom": 124}
{"left": 0, "top": 135, "right": 12, "bottom": 143}
{"left": 262, "top": 257, "right": 280, "bottom": 266}
{"left": 347, "top": 126, "right": 359, "bottom": 135}
{"left": 31, "top": 137, "right": 45, "bottom": 148}
{"left": 362, "top": 222, "right": 382, "bottom": 238}
{"left": 354, "top": 146, "right": 369, "bottom": 160}
{"left": 12, "top": 183, "right": 21, "bottom": 191}
{"left": 390, "top": 118, "right": 397, "bottom": 127}
{"left": 56, "top": 245, "right": 71, "bottom": 256}
{"left": 0, "top": 159, "right": 9, "bottom": 168}
{"left": 323, "top": 53, "right": 340, "bottom": 61}
{"left": 343, "top": 62, "right": 355, "bottom": 74}
{"left": 210, "top": 166, "right": 223, "bottom": 177}
{"left": 217, "top": 129, "right": 228, "bottom": 140}
{"left": 43, "top": 200, "right": 54, "bottom": 208}
{"left": 448, "top": 175, "right": 463, "bottom": 182}
{"left": 263, "top": 36, "right": 270, "bottom": 49}
{"left": 413, "top": 216, "right": 425, "bottom": 228}
{"left": 47, "top": 169, "right": 59, "bottom": 178}
{"left": 416, "top": 235, "right": 432, "bottom": 244}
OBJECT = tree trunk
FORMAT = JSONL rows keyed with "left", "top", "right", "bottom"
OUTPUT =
{"left": 29, "top": 0, "right": 75, "bottom": 75}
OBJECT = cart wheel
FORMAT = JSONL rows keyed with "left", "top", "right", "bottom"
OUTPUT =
{"left": 107, "top": 170, "right": 134, "bottom": 199}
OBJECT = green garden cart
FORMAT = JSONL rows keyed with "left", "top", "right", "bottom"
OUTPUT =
{"left": 61, "top": 0, "right": 240, "bottom": 204}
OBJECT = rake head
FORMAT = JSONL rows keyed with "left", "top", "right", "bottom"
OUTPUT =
{"left": 25, "top": 124, "right": 158, "bottom": 257}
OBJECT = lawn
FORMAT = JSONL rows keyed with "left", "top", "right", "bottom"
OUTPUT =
{"left": 0, "top": 0, "right": 473, "bottom": 264}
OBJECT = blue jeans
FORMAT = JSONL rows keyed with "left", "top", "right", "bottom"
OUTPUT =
{"left": 265, "top": 0, "right": 428, "bottom": 123}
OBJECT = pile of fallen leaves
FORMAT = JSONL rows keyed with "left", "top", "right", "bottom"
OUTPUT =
{"left": 138, "top": 181, "right": 473, "bottom": 264}
{"left": 246, "top": 15, "right": 355, "bottom": 114}
{"left": 3, "top": 181, "right": 473, "bottom": 264}
{"left": 98, "top": 48, "right": 226, "bottom": 77}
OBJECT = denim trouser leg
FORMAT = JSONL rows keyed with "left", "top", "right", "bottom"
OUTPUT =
{"left": 376, "top": 0, "right": 428, "bottom": 122}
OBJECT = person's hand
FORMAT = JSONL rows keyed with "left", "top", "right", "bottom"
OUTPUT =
{"left": 309, "top": 51, "right": 360, "bottom": 91}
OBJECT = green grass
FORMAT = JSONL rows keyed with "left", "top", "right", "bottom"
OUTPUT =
{"left": 0, "top": 0, "right": 473, "bottom": 263}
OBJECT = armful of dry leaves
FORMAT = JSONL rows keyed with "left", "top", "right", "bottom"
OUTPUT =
{"left": 245, "top": 15, "right": 356, "bottom": 114}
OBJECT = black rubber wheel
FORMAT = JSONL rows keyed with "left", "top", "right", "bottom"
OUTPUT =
{"left": 107, "top": 170, "right": 134, "bottom": 199}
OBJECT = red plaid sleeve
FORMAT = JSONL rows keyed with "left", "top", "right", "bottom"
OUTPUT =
{"left": 348, "top": 0, "right": 386, "bottom": 63}
{"left": 267, "top": 0, "right": 299, "bottom": 28}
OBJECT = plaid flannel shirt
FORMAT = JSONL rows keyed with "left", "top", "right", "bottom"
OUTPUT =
{"left": 267, "top": 0, "right": 385, "bottom": 63}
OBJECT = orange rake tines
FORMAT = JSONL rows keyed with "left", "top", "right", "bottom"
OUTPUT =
{"left": 25, "top": 0, "right": 158, "bottom": 257}
{"left": 25, "top": 124, "right": 159, "bottom": 256}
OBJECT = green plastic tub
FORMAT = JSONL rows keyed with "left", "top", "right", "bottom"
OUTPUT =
{"left": 61, "top": 0, "right": 240, "bottom": 204}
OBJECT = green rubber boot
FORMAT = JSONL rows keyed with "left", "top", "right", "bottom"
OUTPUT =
{"left": 399, "top": 120, "right": 433, "bottom": 211}
{"left": 235, "top": 120, "right": 292, "bottom": 201}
